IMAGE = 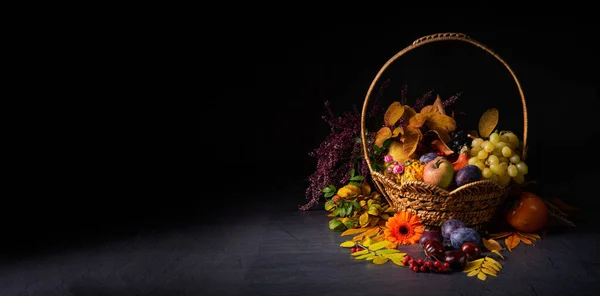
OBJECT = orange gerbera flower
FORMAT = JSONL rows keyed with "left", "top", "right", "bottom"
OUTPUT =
{"left": 384, "top": 211, "right": 425, "bottom": 245}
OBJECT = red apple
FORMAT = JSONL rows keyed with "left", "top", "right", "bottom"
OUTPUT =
{"left": 423, "top": 156, "right": 455, "bottom": 189}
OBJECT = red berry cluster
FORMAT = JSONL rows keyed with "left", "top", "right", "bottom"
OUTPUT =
{"left": 350, "top": 247, "right": 362, "bottom": 253}
{"left": 402, "top": 255, "right": 450, "bottom": 273}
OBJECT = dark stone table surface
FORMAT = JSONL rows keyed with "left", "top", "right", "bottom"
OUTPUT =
{"left": 1, "top": 177, "right": 599, "bottom": 296}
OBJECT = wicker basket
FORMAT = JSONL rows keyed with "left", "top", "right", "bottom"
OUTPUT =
{"left": 360, "top": 32, "right": 529, "bottom": 231}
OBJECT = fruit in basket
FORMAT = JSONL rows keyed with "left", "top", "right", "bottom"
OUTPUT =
{"left": 423, "top": 157, "right": 454, "bottom": 189}
{"left": 455, "top": 165, "right": 482, "bottom": 187}
{"left": 419, "top": 152, "right": 439, "bottom": 164}
{"left": 449, "top": 130, "right": 470, "bottom": 155}
{"left": 460, "top": 242, "right": 482, "bottom": 260}
{"left": 444, "top": 250, "right": 469, "bottom": 271}
{"left": 441, "top": 219, "right": 466, "bottom": 240}
{"left": 419, "top": 230, "right": 443, "bottom": 247}
{"left": 449, "top": 227, "right": 481, "bottom": 249}
{"left": 451, "top": 146, "right": 469, "bottom": 171}
{"left": 423, "top": 240, "right": 446, "bottom": 260}
{"left": 506, "top": 191, "right": 548, "bottom": 233}
{"left": 400, "top": 159, "right": 425, "bottom": 183}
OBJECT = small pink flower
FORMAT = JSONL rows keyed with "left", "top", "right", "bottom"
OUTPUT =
{"left": 392, "top": 164, "right": 404, "bottom": 175}
{"left": 393, "top": 161, "right": 398, "bottom": 166}
{"left": 384, "top": 155, "right": 394, "bottom": 163}
{"left": 387, "top": 166, "right": 393, "bottom": 173}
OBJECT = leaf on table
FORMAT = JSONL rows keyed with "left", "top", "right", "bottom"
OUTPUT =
{"left": 372, "top": 257, "right": 389, "bottom": 265}
{"left": 375, "top": 249, "right": 401, "bottom": 255}
{"left": 381, "top": 253, "right": 405, "bottom": 260}
{"left": 385, "top": 241, "right": 398, "bottom": 249}
{"left": 340, "top": 241, "right": 356, "bottom": 248}
{"left": 477, "top": 272, "right": 487, "bottom": 281}
{"left": 481, "top": 267, "right": 497, "bottom": 277}
{"left": 467, "top": 270, "right": 479, "bottom": 277}
{"left": 355, "top": 253, "right": 374, "bottom": 260}
{"left": 351, "top": 249, "right": 368, "bottom": 257}
{"left": 362, "top": 236, "right": 373, "bottom": 247}
{"left": 491, "top": 250, "right": 504, "bottom": 259}
{"left": 478, "top": 108, "right": 499, "bottom": 138}
{"left": 375, "top": 127, "right": 392, "bottom": 148}
{"left": 483, "top": 261, "right": 500, "bottom": 272}
{"left": 516, "top": 232, "right": 534, "bottom": 245}
{"left": 489, "top": 232, "right": 512, "bottom": 239}
{"left": 505, "top": 234, "right": 521, "bottom": 251}
{"left": 391, "top": 258, "right": 405, "bottom": 266}
{"left": 368, "top": 240, "right": 391, "bottom": 251}
{"left": 482, "top": 238, "right": 502, "bottom": 251}
{"left": 341, "top": 227, "right": 368, "bottom": 237}
{"left": 486, "top": 256, "right": 503, "bottom": 269}
{"left": 384, "top": 102, "right": 405, "bottom": 126}
{"left": 517, "top": 232, "right": 541, "bottom": 242}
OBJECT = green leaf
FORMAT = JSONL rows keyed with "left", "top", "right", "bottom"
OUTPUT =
{"left": 349, "top": 168, "right": 356, "bottom": 177}
{"left": 328, "top": 219, "right": 344, "bottom": 231}
{"left": 368, "top": 240, "right": 391, "bottom": 251}
{"left": 324, "top": 192, "right": 335, "bottom": 198}
{"left": 350, "top": 175, "right": 365, "bottom": 181}
{"left": 344, "top": 206, "right": 352, "bottom": 217}
{"left": 343, "top": 219, "right": 358, "bottom": 229}
{"left": 349, "top": 181, "right": 361, "bottom": 187}
{"left": 351, "top": 201, "right": 361, "bottom": 210}
{"left": 383, "top": 138, "right": 392, "bottom": 149}
{"left": 354, "top": 137, "right": 362, "bottom": 143}
{"left": 332, "top": 208, "right": 341, "bottom": 216}
{"left": 323, "top": 187, "right": 332, "bottom": 193}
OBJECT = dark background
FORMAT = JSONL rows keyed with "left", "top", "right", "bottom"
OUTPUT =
{"left": 4, "top": 13, "right": 598, "bottom": 255}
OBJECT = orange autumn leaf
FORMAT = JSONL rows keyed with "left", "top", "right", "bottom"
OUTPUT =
{"left": 505, "top": 234, "right": 521, "bottom": 251}
{"left": 482, "top": 238, "right": 502, "bottom": 251}
{"left": 384, "top": 102, "right": 404, "bottom": 126}
{"left": 408, "top": 113, "right": 426, "bottom": 128}
{"left": 428, "top": 112, "right": 457, "bottom": 134}
{"left": 516, "top": 232, "right": 534, "bottom": 245}
{"left": 489, "top": 232, "right": 512, "bottom": 239}
{"left": 375, "top": 127, "right": 392, "bottom": 148}
{"left": 420, "top": 105, "right": 438, "bottom": 116}
{"left": 400, "top": 127, "right": 422, "bottom": 157}
{"left": 392, "top": 126, "right": 403, "bottom": 137}
{"left": 433, "top": 95, "right": 446, "bottom": 115}
{"left": 401, "top": 105, "right": 417, "bottom": 122}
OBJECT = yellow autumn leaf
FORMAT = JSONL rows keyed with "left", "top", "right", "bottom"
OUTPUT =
{"left": 361, "top": 181, "right": 371, "bottom": 196}
{"left": 408, "top": 113, "right": 427, "bottom": 128}
{"left": 363, "top": 236, "right": 373, "bottom": 247}
{"left": 375, "top": 127, "right": 392, "bottom": 148}
{"left": 467, "top": 270, "right": 479, "bottom": 277}
{"left": 485, "top": 257, "right": 503, "bottom": 269}
{"left": 372, "top": 257, "right": 389, "bottom": 265}
{"left": 337, "top": 184, "right": 361, "bottom": 198}
{"left": 368, "top": 205, "right": 381, "bottom": 216}
{"left": 463, "top": 262, "right": 481, "bottom": 273}
{"left": 341, "top": 228, "right": 369, "bottom": 236}
{"left": 387, "top": 140, "right": 411, "bottom": 163}
{"left": 371, "top": 233, "right": 386, "bottom": 242}
{"left": 481, "top": 267, "right": 497, "bottom": 276}
{"left": 433, "top": 95, "right": 446, "bottom": 115}
{"left": 420, "top": 105, "right": 438, "bottom": 116}
{"left": 375, "top": 249, "right": 401, "bottom": 255}
{"left": 478, "top": 108, "right": 499, "bottom": 138}
{"left": 483, "top": 262, "right": 500, "bottom": 272}
{"left": 355, "top": 253, "right": 374, "bottom": 260}
{"left": 385, "top": 241, "right": 398, "bottom": 249}
{"left": 401, "top": 126, "right": 421, "bottom": 157}
{"left": 518, "top": 232, "right": 541, "bottom": 241}
{"left": 384, "top": 102, "right": 405, "bottom": 126}
{"left": 505, "top": 234, "right": 521, "bottom": 251}
{"left": 491, "top": 250, "right": 504, "bottom": 259}
{"left": 368, "top": 240, "right": 391, "bottom": 251}
{"left": 359, "top": 212, "right": 370, "bottom": 227}
{"left": 428, "top": 112, "right": 457, "bottom": 133}
{"left": 482, "top": 238, "right": 503, "bottom": 251}
{"left": 380, "top": 214, "right": 390, "bottom": 220}
{"left": 391, "top": 258, "right": 405, "bottom": 266}
{"left": 392, "top": 126, "right": 403, "bottom": 137}
{"left": 351, "top": 249, "right": 368, "bottom": 257}
{"left": 477, "top": 272, "right": 487, "bottom": 281}
{"left": 381, "top": 253, "right": 405, "bottom": 260}
{"left": 340, "top": 241, "right": 356, "bottom": 248}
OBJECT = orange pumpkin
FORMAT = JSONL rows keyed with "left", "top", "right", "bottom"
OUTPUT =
{"left": 506, "top": 192, "right": 548, "bottom": 233}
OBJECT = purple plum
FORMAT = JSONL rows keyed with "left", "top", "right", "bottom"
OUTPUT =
{"left": 441, "top": 219, "right": 466, "bottom": 240}
{"left": 419, "top": 152, "right": 439, "bottom": 164}
{"left": 455, "top": 165, "right": 482, "bottom": 187}
{"left": 450, "top": 227, "right": 482, "bottom": 249}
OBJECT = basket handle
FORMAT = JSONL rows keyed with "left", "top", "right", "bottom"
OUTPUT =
{"left": 361, "top": 32, "right": 529, "bottom": 178}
